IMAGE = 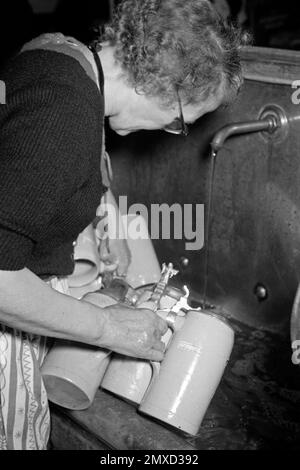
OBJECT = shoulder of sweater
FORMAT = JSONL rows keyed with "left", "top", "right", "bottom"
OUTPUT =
{"left": 1, "top": 49, "right": 103, "bottom": 114}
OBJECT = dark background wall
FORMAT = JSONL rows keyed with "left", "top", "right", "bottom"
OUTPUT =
{"left": 106, "top": 68, "right": 300, "bottom": 332}
{"left": 1, "top": 1, "right": 300, "bottom": 69}
{"left": 1, "top": 2, "right": 300, "bottom": 332}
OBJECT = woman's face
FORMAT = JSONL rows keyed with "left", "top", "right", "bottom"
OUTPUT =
{"left": 108, "top": 86, "right": 225, "bottom": 136}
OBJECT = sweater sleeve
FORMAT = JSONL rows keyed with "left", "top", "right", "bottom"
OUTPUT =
{"left": 0, "top": 81, "right": 98, "bottom": 271}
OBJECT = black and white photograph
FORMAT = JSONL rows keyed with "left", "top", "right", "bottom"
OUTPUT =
{"left": 0, "top": 0, "right": 300, "bottom": 454}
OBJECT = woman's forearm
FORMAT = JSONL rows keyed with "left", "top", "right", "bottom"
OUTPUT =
{"left": 0, "top": 268, "right": 105, "bottom": 345}
{"left": 0, "top": 267, "right": 168, "bottom": 361}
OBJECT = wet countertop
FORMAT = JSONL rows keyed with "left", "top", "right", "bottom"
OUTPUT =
{"left": 50, "top": 318, "right": 300, "bottom": 450}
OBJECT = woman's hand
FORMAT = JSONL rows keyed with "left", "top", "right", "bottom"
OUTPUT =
{"left": 98, "top": 304, "right": 168, "bottom": 361}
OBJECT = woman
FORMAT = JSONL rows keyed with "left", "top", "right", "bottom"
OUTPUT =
{"left": 0, "top": 0, "right": 244, "bottom": 450}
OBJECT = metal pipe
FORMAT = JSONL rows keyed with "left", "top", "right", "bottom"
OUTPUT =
{"left": 211, "top": 115, "right": 278, "bottom": 154}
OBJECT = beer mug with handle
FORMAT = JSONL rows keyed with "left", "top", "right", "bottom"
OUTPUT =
{"left": 42, "top": 291, "right": 118, "bottom": 410}
{"left": 100, "top": 264, "right": 180, "bottom": 404}
{"left": 139, "top": 310, "right": 235, "bottom": 436}
{"left": 100, "top": 309, "right": 176, "bottom": 405}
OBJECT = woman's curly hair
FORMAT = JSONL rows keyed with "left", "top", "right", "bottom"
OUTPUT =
{"left": 101, "top": 0, "right": 247, "bottom": 107}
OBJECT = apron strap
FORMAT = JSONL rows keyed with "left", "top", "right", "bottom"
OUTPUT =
{"left": 21, "top": 33, "right": 113, "bottom": 188}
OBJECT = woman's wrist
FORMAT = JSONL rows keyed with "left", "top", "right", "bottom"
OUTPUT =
{"left": 78, "top": 299, "right": 110, "bottom": 346}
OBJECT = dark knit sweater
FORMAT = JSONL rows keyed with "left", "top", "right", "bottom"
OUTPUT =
{"left": 0, "top": 49, "right": 105, "bottom": 278}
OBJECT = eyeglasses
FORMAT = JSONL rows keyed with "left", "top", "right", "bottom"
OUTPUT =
{"left": 164, "top": 89, "right": 189, "bottom": 137}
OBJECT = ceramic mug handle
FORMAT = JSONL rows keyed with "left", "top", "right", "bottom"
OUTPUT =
{"left": 145, "top": 311, "right": 184, "bottom": 399}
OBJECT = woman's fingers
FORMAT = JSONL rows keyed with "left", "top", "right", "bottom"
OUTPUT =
{"left": 148, "top": 348, "right": 165, "bottom": 362}
{"left": 153, "top": 340, "right": 165, "bottom": 352}
{"left": 157, "top": 317, "right": 168, "bottom": 336}
{"left": 98, "top": 304, "right": 169, "bottom": 361}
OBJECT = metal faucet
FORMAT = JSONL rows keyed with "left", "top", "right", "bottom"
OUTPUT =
{"left": 210, "top": 104, "right": 288, "bottom": 156}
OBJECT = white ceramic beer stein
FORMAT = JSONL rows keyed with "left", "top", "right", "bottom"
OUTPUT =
{"left": 100, "top": 309, "right": 174, "bottom": 405}
{"left": 100, "top": 354, "right": 159, "bottom": 405}
{"left": 41, "top": 291, "right": 117, "bottom": 410}
{"left": 159, "top": 286, "right": 186, "bottom": 310}
{"left": 121, "top": 214, "right": 162, "bottom": 288}
{"left": 68, "top": 276, "right": 103, "bottom": 300}
{"left": 68, "top": 224, "right": 100, "bottom": 288}
{"left": 139, "top": 310, "right": 235, "bottom": 435}
{"left": 101, "top": 263, "right": 180, "bottom": 405}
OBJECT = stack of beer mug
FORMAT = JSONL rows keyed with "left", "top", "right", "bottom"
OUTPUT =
{"left": 100, "top": 268, "right": 235, "bottom": 436}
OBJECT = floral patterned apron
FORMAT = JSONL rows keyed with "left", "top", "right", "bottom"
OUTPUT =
{"left": 0, "top": 277, "right": 69, "bottom": 450}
